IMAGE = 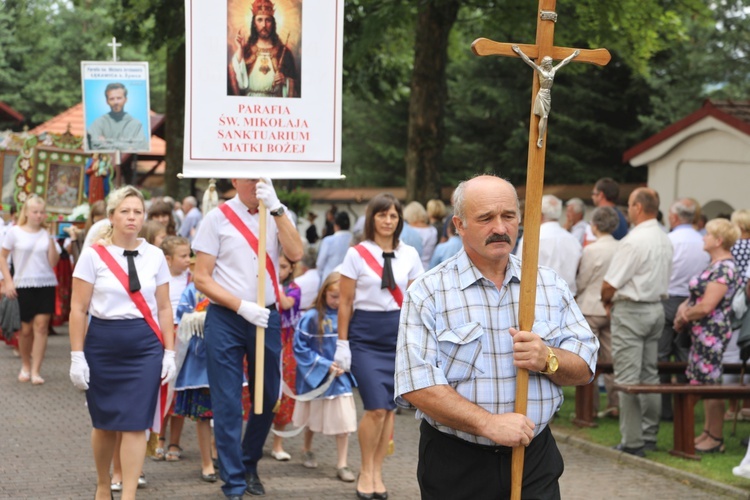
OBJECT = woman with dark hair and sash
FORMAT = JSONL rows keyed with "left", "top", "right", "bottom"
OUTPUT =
{"left": 336, "top": 193, "right": 423, "bottom": 499}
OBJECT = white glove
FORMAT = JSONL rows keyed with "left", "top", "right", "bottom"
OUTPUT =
{"left": 70, "top": 351, "right": 90, "bottom": 391}
{"left": 334, "top": 340, "right": 352, "bottom": 372}
{"left": 161, "top": 349, "right": 177, "bottom": 386}
{"left": 256, "top": 177, "right": 282, "bottom": 212}
{"left": 237, "top": 300, "right": 270, "bottom": 328}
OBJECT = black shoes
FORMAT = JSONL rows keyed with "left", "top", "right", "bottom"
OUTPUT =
{"left": 612, "top": 443, "right": 646, "bottom": 457}
{"left": 201, "top": 472, "right": 218, "bottom": 483}
{"left": 642, "top": 441, "right": 657, "bottom": 452}
{"left": 246, "top": 472, "right": 266, "bottom": 496}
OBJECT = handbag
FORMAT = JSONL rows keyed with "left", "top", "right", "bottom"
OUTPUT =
{"left": 0, "top": 295, "right": 21, "bottom": 340}
{"left": 731, "top": 284, "right": 749, "bottom": 330}
{"left": 737, "top": 312, "right": 750, "bottom": 363}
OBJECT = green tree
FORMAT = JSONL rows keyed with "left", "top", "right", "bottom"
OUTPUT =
{"left": 405, "top": 0, "right": 461, "bottom": 203}
{"left": 0, "top": 0, "right": 166, "bottom": 125}
{"left": 114, "top": 0, "right": 187, "bottom": 199}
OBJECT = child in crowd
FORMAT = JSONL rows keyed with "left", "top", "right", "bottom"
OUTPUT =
{"left": 271, "top": 254, "right": 302, "bottom": 460}
{"left": 172, "top": 281, "right": 218, "bottom": 482}
{"left": 292, "top": 272, "right": 357, "bottom": 482}
{"left": 151, "top": 236, "right": 192, "bottom": 461}
{"left": 140, "top": 220, "right": 167, "bottom": 249}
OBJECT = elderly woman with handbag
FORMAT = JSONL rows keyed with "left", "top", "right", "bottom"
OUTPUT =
{"left": 674, "top": 218, "right": 740, "bottom": 454}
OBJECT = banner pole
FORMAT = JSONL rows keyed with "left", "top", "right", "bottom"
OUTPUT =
{"left": 254, "top": 198, "right": 267, "bottom": 415}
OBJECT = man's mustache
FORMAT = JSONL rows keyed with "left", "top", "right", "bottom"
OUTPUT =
{"left": 485, "top": 233, "right": 512, "bottom": 245}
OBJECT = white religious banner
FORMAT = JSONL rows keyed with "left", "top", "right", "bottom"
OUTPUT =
{"left": 81, "top": 61, "right": 152, "bottom": 153}
{"left": 184, "top": 0, "right": 343, "bottom": 179}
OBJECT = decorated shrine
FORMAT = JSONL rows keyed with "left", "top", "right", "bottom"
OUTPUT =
{"left": 0, "top": 103, "right": 165, "bottom": 325}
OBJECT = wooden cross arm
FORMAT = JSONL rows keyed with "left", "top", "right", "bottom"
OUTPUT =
{"left": 471, "top": 38, "right": 611, "bottom": 67}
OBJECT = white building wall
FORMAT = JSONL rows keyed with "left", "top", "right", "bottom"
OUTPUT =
{"left": 639, "top": 125, "right": 750, "bottom": 218}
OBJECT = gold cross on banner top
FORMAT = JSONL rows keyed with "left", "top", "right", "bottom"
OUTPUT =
{"left": 471, "top": 1, "right": 610, "bottom": 499}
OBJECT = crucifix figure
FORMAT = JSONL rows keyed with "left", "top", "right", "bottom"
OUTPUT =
{"left": 471, "top": 1, "right": 610, "bottom": 499}
{"left": 512, "top": 45, "right": 579, "bottom": 148}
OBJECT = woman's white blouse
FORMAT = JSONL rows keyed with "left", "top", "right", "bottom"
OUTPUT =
{"left": 1, "top": 226, "right": 61, "bottom": 288}
{"left": 340, "top": 240, "right": 424, "bottom": 311}
{"left": 73, "top": 239, "right": 170, "bottom": 324}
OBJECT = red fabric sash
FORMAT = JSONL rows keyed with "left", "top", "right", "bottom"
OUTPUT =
{"left": 91, "top": 244, "right": 164, "bottom": 345}
{"left": 219, "top": 203, "right": 281, "bottom": 304}
{"left": 354, "top": 244, "right": 403, "bottom": 308}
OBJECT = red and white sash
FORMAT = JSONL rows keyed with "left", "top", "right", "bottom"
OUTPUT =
{"left": 219, "top": 203, "right": 281, "bottom": 304}
{"left": 353, "top": 244, "right": 403, "bottom": 308}
{"left": 92, "top": 244, "right": 168, "bottom": 433}
{"left": 92, "top": 244, "right": 164, "bottom": 344}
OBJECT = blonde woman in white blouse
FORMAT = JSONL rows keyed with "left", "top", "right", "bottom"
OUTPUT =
{"left": 0, "top": 195, "right": 61, "bottom": 385}
{"left": 69, "top": 186, "right": 176, "bottom": 500}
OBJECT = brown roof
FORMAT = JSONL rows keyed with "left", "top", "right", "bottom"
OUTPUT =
{"left": 28, "top": 102, "right": 166, "bottom": 155}
{"left": 623, "top": 99, "right": 750, "bottom": 163}
{"left": 0, "top": 102, "right": 24, "bottom": 123}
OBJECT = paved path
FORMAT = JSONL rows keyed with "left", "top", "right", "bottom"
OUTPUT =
{"left": 0, "top": 330, "right": 746, "bottom": 499}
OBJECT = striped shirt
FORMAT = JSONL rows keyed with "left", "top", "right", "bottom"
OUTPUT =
{"left": 395, "top": 248, "right": 598, "bottom": 445}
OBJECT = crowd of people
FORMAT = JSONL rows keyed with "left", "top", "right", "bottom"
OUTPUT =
{"left": 5, "top": 171, "right": 750, "bottom": 498}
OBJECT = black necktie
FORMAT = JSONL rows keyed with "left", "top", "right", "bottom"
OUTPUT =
{"left": 381, "top": 252, "right": 396, "bottom": 291}
{"left": 123, "top": 250, "right": 141, "bottom": 293}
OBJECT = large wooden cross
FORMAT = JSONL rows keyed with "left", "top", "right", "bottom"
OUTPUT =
{"left": 471, "top": 1, "right": 610, "bottom": 499}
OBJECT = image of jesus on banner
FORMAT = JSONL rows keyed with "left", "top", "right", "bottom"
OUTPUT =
{"left": 227, "top": 0, "right": 302, "bottom": 98}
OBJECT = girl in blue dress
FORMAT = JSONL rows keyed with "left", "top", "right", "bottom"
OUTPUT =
{"left": 172, "top": 282, "right": 218, "bottom": 482}
{"left": 292, "top": 272, "right": 357, "bottom": 482}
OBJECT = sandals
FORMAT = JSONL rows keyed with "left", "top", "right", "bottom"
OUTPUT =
{"left": 694, "top": 429, "right": 709, "bottom": 445}
{"left": 165, "top": 444, "right": 183, "bottom": 462}
{"left": 152, "top": 438, "right": 167, "bottom": 461}
{"left": 695, "top": 432, "right": 725, "bottom": 453}
{"left": 18, "top": 370, "right": 43, "bottom": 385}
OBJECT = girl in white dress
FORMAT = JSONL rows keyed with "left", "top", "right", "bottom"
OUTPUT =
{"left": 0, "top": 195, "right": 61, "bottom": 384}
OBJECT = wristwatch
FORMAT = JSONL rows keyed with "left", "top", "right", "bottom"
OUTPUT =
{"left": 269, "top": 206, "right": 285, "bottom": 217}
{"left": 540, "top": 346, "right": 559, "bottom": 375}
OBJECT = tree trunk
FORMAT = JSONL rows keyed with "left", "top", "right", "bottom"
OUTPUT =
{"left": 405, "top": 0, "right": 460, "bottom": 204}
{"left": 164, "top": 5, "right": 189, "bottom": 200}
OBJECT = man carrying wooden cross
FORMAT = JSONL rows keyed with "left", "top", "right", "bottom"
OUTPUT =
{"left": 397, "top": 0, "right": 609, "bottom": 496}
{"left": 193, "top": 178, "right": 303, "bottom": 499}
{"left": 395, "top": 175, "right": 598, "bottom": 498}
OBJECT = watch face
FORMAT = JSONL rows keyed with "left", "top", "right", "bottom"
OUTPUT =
{"left": 549, "top": 355, "right": 559, "bottom": 372}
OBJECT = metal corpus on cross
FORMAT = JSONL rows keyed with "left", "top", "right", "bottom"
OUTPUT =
{"left": 471, "top": 1, "right": 610, "bottom": 499}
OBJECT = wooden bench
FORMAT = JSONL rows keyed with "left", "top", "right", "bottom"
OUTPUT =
{"left": 613, "top": 383, "right": 750, "bottom": 460}
{"left": 573, "top": 362, "right": 747, "bottom": 428}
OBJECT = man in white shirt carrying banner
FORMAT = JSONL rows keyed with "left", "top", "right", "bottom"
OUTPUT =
{"left": 192, "top": 179, "right": 302, "bottom": 497}
{"left": 184, "top": 1, "right": 343, "bottom": 497}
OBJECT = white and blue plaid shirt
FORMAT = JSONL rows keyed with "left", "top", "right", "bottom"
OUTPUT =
{"left": 395, "top": 249, "right": 598, "bottom": 445}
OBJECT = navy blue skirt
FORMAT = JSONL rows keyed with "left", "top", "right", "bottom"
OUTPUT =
{"left": 84, "top": 317, "right": 162, "bottom": 431}
{"left": 349, "top": 309, "right": 400, "bottom": 411}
